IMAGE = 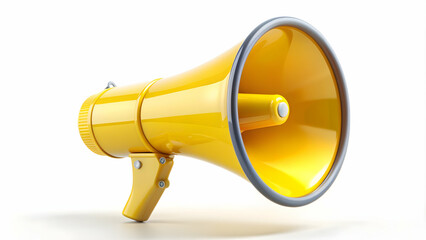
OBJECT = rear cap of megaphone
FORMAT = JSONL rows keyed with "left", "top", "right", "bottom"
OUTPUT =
{"left": 228, "top": 17, "right": 349, "bottom": 206}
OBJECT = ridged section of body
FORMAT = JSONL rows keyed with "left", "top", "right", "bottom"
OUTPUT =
{"left": 78, "top": 91, "right": 108, "bottom": 156}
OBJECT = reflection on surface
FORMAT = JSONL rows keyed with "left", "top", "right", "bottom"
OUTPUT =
{"left": 26, "top": 210, "right": 307, "bottom": 239}
{"left": 15, "top": 211, "right": 423, "bottom": 240}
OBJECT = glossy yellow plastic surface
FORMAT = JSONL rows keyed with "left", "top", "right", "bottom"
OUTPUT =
{"left": 239, "top": 27, "right": 341, "bottom": 197}
{"left": 123, "top": 153, "right": 173, "bottom": 221}
{"left": 78, "top": 89, "right": 111, "bottom": 157}
{"left": 238, "top": 93, "right": 289, "bottom": 132}
{"left": 140, "top": 26, "right": 341, "bottom": 198}
{"left": 78, "top": 25, "right": 342, "bottom": 214}
{"left": 140, "top": 45, "right": 246, "bottom": 175}
{"left": 90, "top": 80, "right": 160, "bottom": 157}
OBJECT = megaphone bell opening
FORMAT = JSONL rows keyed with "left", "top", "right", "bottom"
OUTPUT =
{"left": 228, "top": 17, "right": 349, "bottom": 206}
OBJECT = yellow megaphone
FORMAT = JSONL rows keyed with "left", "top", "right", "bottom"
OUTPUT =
{"left": 78, "top": 17, "right": 349, "bottom": 222}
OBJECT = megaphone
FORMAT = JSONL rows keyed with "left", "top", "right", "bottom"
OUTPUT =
{"left": 78, "top": 17, "right": 349, "bottom": 222}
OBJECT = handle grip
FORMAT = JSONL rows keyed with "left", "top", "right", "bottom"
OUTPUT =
{"left": 122, "top": 153, "right": 173, "bottom": 222}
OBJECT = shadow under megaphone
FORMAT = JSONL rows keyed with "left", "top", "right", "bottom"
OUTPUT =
{"left": 29, "top": 209, "right": 312, "bottom": 239}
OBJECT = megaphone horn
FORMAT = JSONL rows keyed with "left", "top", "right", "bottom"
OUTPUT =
{"left": 78, "top": 17, "right": 349, "bottom": 222}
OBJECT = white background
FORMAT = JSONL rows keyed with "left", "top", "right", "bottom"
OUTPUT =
{"left": 0, "top": 0, "right": 425, "bottom": 239}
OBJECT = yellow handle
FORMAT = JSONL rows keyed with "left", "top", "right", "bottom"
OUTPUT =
{"left": 122, "top": 153, "right": 173, "bottom": 222}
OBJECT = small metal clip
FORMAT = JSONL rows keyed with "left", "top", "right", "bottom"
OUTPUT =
{"left": 105, "top": 81, "right": 117, "bottom": 89}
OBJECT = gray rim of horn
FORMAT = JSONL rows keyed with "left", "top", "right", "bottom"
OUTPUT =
{"left": 227, "top": 17, "right": 350, "bottom": 206}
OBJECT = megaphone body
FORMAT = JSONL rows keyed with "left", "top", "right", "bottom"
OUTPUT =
{"left": 79, "top": 17, "right": 349, "bottom": 222}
